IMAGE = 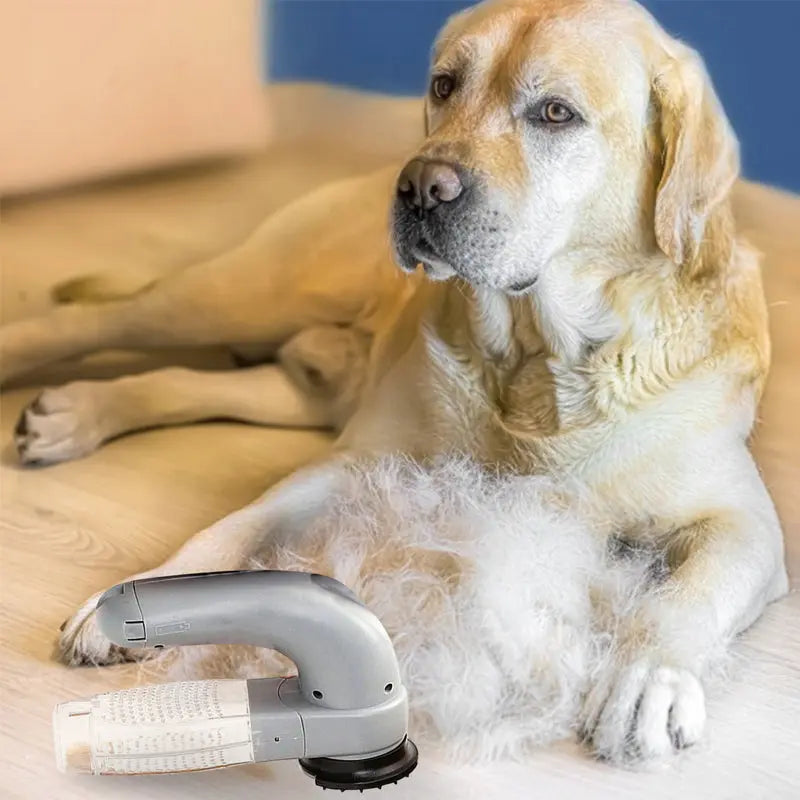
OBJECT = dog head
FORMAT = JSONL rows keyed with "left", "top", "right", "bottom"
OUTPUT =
{"left": 391, "top": 0, "right": 739, "bottom": 292}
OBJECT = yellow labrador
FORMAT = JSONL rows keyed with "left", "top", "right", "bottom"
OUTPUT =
{"left": 1, "top": 0, "right": 787, "bottom": 765}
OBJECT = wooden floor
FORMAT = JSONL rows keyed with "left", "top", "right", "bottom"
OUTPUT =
{"left": 1, "top": 86, "right": 799, "bottom": 799}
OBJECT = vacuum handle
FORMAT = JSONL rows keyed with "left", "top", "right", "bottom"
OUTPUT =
{"left": 95, "top": 570, "right": 403, "bottom": 711}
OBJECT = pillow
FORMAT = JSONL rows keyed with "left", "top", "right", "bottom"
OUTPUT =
{"left": 0, "top": 0, "right": 269, "bottom": 195}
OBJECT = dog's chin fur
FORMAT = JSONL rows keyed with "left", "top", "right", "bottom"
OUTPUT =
{"left": 137, "top": 455, "right": 712, "bottom": 765}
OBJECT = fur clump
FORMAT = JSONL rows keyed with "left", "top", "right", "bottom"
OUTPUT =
{"left": 145, "top": 455, "right": 660, "bottom": 763}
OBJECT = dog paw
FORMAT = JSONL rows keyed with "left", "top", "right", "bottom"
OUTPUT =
{"left": 581, "top": 660, "right": 706, "bottom": 765}
{"left": 15, "top": 385, "right": 106, "bottom": 465}
{"left": 57, "top": 593, "right": 139, "bottom": 667}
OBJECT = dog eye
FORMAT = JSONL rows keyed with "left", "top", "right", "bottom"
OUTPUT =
{"left": 541, "top": 101, "right": 574, "bottom": 124}
{"left": 431, "top": 74, "right": 456, "bottom": 101}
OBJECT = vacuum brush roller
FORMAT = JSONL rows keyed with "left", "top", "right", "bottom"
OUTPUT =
{"left": 52, "top": 570, "right": 418, "bottom": 791}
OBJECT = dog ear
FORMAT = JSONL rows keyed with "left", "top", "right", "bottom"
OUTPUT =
{"left": 652, "top": 43, "right": 739, "bottom": 273}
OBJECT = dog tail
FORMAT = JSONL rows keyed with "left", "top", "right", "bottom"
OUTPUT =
{"left": 52, "top": 268, "right": 159, "bottom": 304}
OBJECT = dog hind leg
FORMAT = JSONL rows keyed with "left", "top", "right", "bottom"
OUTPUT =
{"left": 1, "top": 167, "right": 396, "bottom": 386}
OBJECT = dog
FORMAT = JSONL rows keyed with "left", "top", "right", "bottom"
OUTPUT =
{"left": 0, "top": 0, "right": 788, "bottom": 766}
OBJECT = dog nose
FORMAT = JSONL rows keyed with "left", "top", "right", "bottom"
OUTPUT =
{"left": 397, "top": 159, "right": 463, "bottom": 212}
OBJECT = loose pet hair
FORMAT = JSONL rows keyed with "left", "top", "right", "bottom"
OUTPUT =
{"left": 0, "top": 0, "right": 787, "bottom": 767}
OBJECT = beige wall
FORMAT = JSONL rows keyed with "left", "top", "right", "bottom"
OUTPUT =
{"left": 0, "top": 0, "right": 270, "bottom": 195}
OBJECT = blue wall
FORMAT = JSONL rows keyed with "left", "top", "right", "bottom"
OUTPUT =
{"left": 267, "top": 1, "right": 800, "bottom": 193}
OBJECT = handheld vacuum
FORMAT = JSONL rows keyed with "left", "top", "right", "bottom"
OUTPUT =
{"left": 52, "top": 570, "right": 418, "bottom": 791}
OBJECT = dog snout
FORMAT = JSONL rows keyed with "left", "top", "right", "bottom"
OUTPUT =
{"left": 397, "top": 159, "right": 463, "bottom": 214}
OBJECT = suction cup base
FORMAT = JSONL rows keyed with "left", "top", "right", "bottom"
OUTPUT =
{"left": 298, "top": 736, "right": 418, "bottom": 791}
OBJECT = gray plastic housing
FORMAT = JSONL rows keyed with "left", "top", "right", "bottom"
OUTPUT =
{"left": 247, "top": 676, "right": 408, "bottom": 760}
{"left": 95, "top": 570, "right": 409, "bottom": 760}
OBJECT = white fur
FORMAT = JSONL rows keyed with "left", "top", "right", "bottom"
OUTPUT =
{"left": 146, "top": 455, "right": 663, "bottom": 764}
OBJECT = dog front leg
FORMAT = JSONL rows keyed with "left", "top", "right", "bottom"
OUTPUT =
{"left": 583, "top": 452, "right": 788, "bottom": 764}
{"left": 58, "top": 454, "right": 356, "bottom": 666}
